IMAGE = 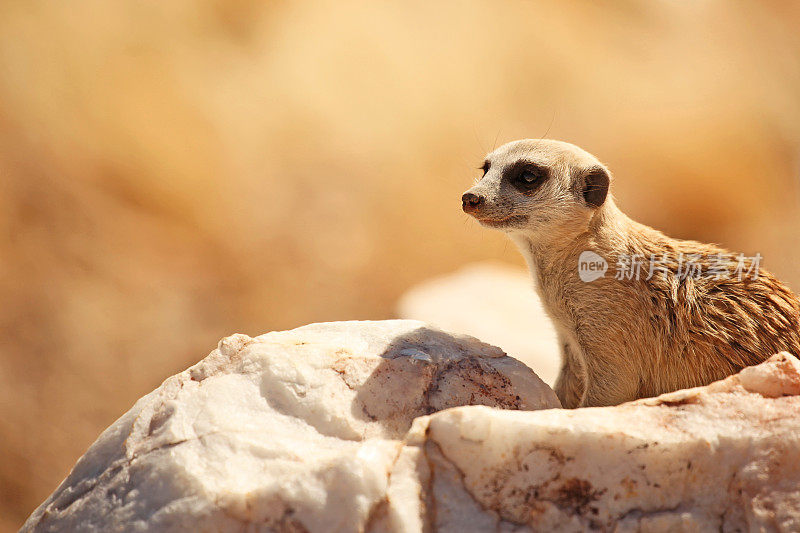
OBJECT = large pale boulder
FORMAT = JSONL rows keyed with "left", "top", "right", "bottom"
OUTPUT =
{"left": 397, "top": 263, "right": 561, "bottom": 386}
{"left": 24, "top": 319, "right": 800, "bottom": 532}
{"left": 23, "top": 320, "right": 558, "bottom": 532}
{"left": 407, "top": 351, "right": 800, "bottom": 531}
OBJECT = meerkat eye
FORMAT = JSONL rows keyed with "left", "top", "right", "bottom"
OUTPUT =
{"left": 509, "top": 165, "right": 548, "bottom": 193}
{"left": 480, "top": 161, "right": 490, "bottom": 176}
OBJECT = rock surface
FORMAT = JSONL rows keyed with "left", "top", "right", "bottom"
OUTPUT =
{"left": 397, "top": 263, "right": 561, "bottom": 386}
{"left": 22, "top": 320, "right": 558, "bottom": 532}
{"left": 24, "top": 321, "right": 800, "bottom": 532}
{"left": 409, "top": 351, "right": 800, "bottom": 531}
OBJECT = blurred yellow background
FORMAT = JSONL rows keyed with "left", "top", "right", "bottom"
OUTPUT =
{"left": 2, "top": 0, "right": 800, "bottom": 528}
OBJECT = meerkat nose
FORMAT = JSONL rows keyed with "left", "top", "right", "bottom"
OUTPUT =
{"left": 461, "top": 192, "right": 485, "bottom": 213}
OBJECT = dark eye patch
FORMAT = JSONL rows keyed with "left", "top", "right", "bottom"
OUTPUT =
{"left": 506, "top": 162, "right": 549, "bottom": 194}
{"left": 480, "top": 160, "right": 490, "bottom": 176}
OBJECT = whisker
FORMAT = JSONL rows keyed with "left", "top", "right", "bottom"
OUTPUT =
{"left": 540, "top": 109, "right": 556, "bottom": 142}
{"left": 492, "top": 128, "right": 501, "bottom": 151}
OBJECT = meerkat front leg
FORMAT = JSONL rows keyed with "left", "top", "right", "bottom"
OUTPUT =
{"left": 553, "top": 342, "right": 587, "bottom": 408}
{"left": 556, "top": 335, "right": 638, "bottom": 407}
{"left": 578, "top": 347, "right": 640, "bottom": 407}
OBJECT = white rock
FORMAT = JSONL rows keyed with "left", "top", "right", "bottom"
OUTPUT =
{"left": 407, "top": 352, "right": 800, "bottom": 531}
{"left": 25, "top": 321, "right": 800, "bottom": 532}
{"left": 397, "top": 262, "right": 561, "bottom": 386}
{"left": 23, "top": 320, "right": 558, "bottom": 532}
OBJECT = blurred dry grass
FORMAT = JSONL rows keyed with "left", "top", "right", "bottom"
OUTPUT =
{"left": 1, "top": 0, "right": 800, "bottom": 528}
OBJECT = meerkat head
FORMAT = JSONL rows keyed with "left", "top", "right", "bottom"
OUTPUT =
{"left": 462, "top": 139, "right": 612, "bottom": 241}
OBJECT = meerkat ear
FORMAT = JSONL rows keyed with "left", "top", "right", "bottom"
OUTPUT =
{"left": 581, "top": 166, "right": 610, "bottom": 208}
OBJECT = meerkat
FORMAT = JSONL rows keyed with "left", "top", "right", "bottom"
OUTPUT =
{"left": 462, "top": 139, "right": 800, "bottom": 408}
